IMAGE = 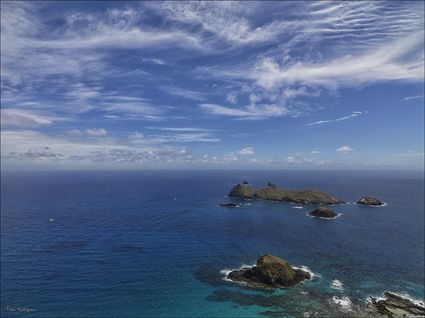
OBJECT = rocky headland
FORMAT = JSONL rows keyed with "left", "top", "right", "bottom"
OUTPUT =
{"left": 228, "top": 182, "right": 344, "bottom": 205}
{"left": 308, "top": 206, "right": 338, "bottom": 218}
{"left": 225, "top": 254, "right": 311, "bottom": 290}
{"left": 357, "top": 197, "right": 384, "bottom": 206}
{"left": 364, "top": 292, "right": 425, "bottom": 317}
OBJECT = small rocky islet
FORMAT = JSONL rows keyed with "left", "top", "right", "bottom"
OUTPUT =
{"left": 225, "top": 254, "right": 311, "bottom": 290}
{"left": 308, "top": 206, "right": 338, "bottom": 219}
{"left": 357, "top": 196, "right": 385, "bottom": 206}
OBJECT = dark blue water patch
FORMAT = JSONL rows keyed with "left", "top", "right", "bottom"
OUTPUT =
{"left": 111, "top": 244, "right": 145, "bottom": 255}
{"left": 1, "top": 170, "right": 424, "bottom": 317}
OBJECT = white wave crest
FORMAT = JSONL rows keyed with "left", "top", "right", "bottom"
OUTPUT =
{"left": 332, "top": 296, "right": 353, "bottom": 312}
{"left": 306, "top": 213, "right": 342, "bottom": 220}
{"left": 331, "top": 279, "right": 344, "bottom": 291}
{"left": 292, "top": 265, "right": 317, "bottom": 280}
{"left": 219, "top": 263, "right": 255, "bottom": 283}
{"left": 368, "top": 292, "right": 425, "bottom": 308}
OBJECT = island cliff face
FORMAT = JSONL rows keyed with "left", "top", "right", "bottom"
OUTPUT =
{"left": 226, "top": 254, "right": 311, "bottom": 290}
{"left": 229, "top": 183, "right": 344, "bottom": 205}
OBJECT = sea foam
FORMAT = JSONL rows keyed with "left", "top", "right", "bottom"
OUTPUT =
{"left": 367, "top": 291, "right": 425, "bottom": 308}
{"left": 306, "top": 213, "right": 342, "bottom": 220}
{"left": 332, "top": 296, "right": 353, "bottom": 312}
{"left": 292, "top": 265, "right": 317, "bottom": 280}
{"left": 331, "top": 279, "right": 344, "bottom": 291}
{"left": 219, "top": 263, "right": 255, "bottom": 284}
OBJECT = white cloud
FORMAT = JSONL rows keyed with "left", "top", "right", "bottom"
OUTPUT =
{"left": 253, "top": 31, "right": 424, "bottom": 90}
{"left": 336, "top": 146, "right": 355, "bottom": 153}
{"left": 146, "top": 127, "right": 214, "bottom": 132}
{"left": 1, "top": 109, "right": 67, "bottom": 128}
{"left": 312, "top": 150, "right": 321, "bottom": 154}
{"left": 85, "top": 128, "right": 107, "bottom": 137}
{"left": 149, "top": 2, "right": 288, "bottom": 45}
{"left": 238, "top": 147, "right": 254, "bottom": 155}
{"left": 403, "top": 94, "right": 424, "bottom": 101}
{"left": 200, "top": 103, "right": 288, "bottom": 120}
{"left": 0, "top": 130, "right": 197, "bottom": 167}
{"left": 307, "top": 111, "right": 367, "bottom": 126}
{"left": 286, "top": 156, "right": 313, "bottom": 164}
{"left": 226, "top": 93, "right": 238, "bottom": 104}
{"left": 142, "top": 57, "right": 169, "bottom": 65}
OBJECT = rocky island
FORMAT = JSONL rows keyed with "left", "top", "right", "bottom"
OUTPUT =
{"left": 229, "top": 182, "right": 344, "bottom": 205}
{"left": 308, "top": 206, "right": 338, "bottom": 219}
{"left": 364, "top": 292, "right": 425, "bottom": 317}
{"left": 225, "top": 254, "right": 311, "bottom": 290}
{"left": 357, "top": 196, "right": 384, "bottom": 206}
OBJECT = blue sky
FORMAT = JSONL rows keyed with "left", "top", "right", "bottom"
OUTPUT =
{"left": 1, "top": 1, "right": 424, "bottom": 170}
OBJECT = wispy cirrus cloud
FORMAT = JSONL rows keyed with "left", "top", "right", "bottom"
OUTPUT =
{"left": 200, "top": 103, "right": 288, "bottom": 120}
{"left": 307, "top": 111, "right": 367, "bottom": 126}
{"left": 161, "top": 85, "right": 206, "bottom": 101}
{"left": 1, "top": 109, "right": 68, "bottom": 128}
{"left": 146, "top": 127, "right": 214, "bottom": 132}
{"left": 253, "top": 31, "right": 424, "bottom": 90}
{"left": 191, "top": 1, "right": 424, "bottom": 119}
{"left": 403, "top": 94, "right": 424, "bottom": 101}
{"left": 85, "top": 128, "right": 108, "bottom": 137}
{"left": 148, "top": 1, "right": 289, "bottom": 46}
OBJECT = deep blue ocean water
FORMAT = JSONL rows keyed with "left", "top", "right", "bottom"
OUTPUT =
{"left": 1, "top": 170, "right": 424, "bottom": 317}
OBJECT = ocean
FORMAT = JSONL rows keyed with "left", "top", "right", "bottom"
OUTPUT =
{"left": 1, "top": 170, "right": 424, "bottom": 317}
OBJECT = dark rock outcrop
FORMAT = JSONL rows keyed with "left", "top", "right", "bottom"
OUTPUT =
{"left": 267, "top": 182, "right": 277, "bottom": 188}
{"left": 242, "top": 180, "right": 250, "bottom": 185}
{"left": 308, "top": 206, "right": 338, "bottom": 218}
{"left": 364, "top": 292, "right": 425, "bottom": 317}
{"left": 226, "top": 254, "right": 311, "bottom": 290}
{"left": 219, "top": 203, "right": 238, "bottom": 208}
{"left": 357, "top": 197, "right": 384, "bottom": 206}
{"left": 229, "top": 182, "right": 344, "bottom": 205}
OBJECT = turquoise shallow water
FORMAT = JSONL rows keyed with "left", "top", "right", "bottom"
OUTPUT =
{"left": 1, "top": 170, "right": 424, "bottom": 317}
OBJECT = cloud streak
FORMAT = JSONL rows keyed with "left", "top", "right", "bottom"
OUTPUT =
{"left": 307, "top": 111, "right": 367, "bottom": 126}
{"left": 253, "top": 31, "right": 424, "bottom": 90}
